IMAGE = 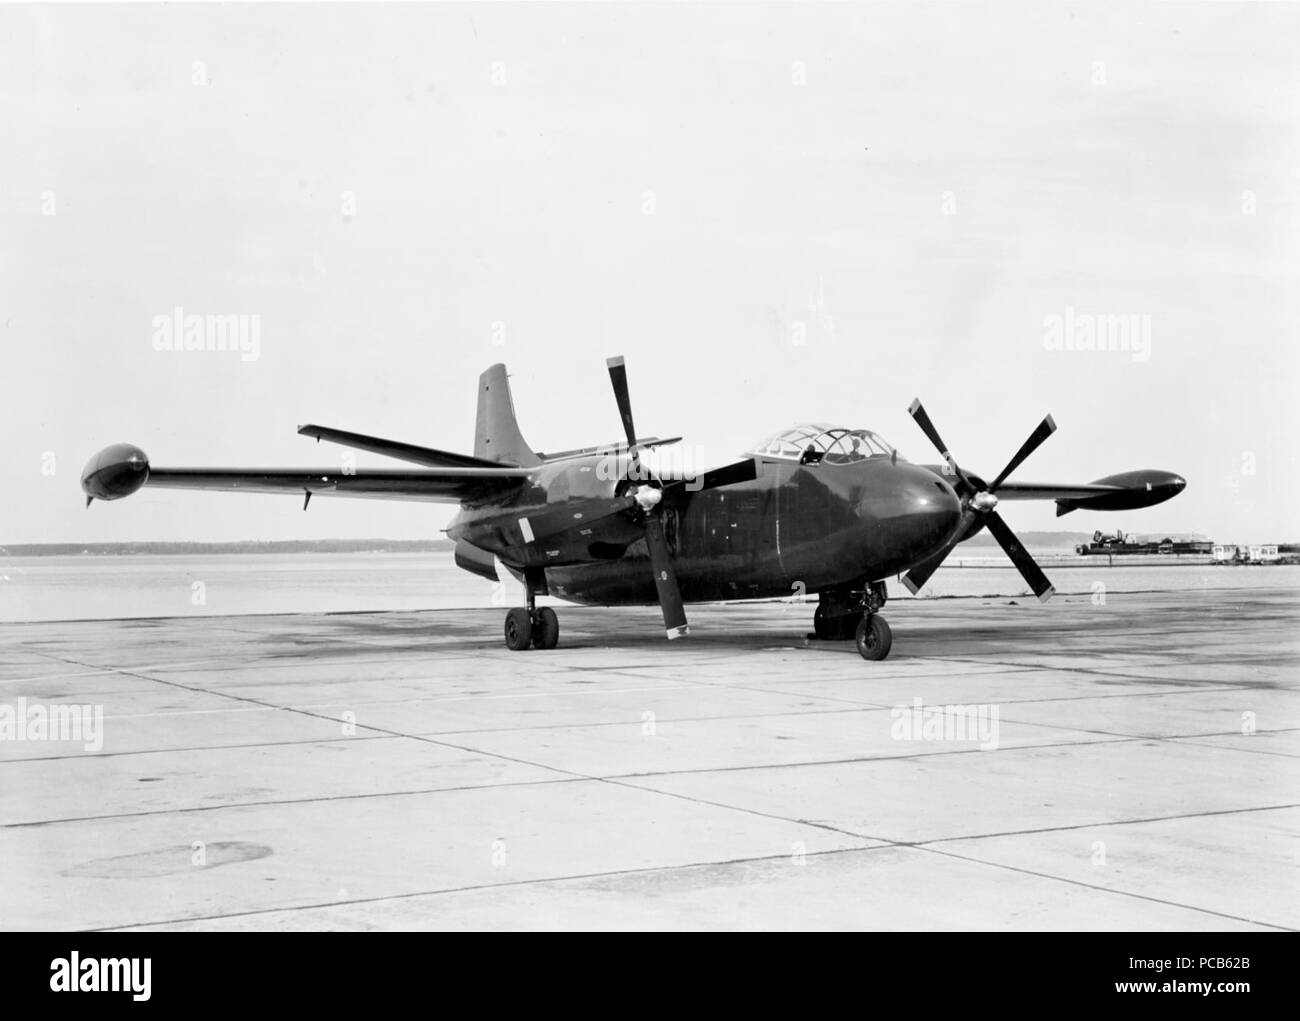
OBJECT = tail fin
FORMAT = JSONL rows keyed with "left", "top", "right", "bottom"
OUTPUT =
{"left": 474, "top": 364, "right": 541, "bottom": 466}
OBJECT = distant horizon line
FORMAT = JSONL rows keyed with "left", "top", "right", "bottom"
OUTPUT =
{"left": 5, "top": 530, "right": 1282, "bottom": 558}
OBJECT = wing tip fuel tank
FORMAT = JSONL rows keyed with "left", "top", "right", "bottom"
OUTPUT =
{"left": 81, "top": 444, "right": 150, "bottom": 502}
{"left": 1055, "top": 470, "right": 1186, "bottom": 516}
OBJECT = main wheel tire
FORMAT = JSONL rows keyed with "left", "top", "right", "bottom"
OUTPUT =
{"left": 836, "top": 612, "right": 863, "bottom": 640}
{"left": 532, "top": 607, "right": 559, "bottom": 650}
{"left": 504, "top": 607, "right": 533, "bottom": 651}
{"left": 855, "top": 614, "right": 893, "bottom": 661}
{"left": 813, "top": 605, "right": 834, "bottom": 640}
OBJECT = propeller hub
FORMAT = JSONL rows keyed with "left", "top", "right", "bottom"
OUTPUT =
{"left": 632, "top": 484, "right": 662, "bottom": 512}
{"left": 972, "top": 491, "right": 999, "bottom": 512}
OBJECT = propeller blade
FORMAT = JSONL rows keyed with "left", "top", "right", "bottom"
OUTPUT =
{"left": 907, "top": 397, "right": 956, "bottom": 463}
{"left": 662, "top": 457, "right": 759, "bottom": 497}
{"left": 605, "top": 356, "right": 639, "bottom": 453}
{"left": 983, "top": 511, "right": 1055, "bottom": 602}
{"left": 901, "top": 505, "right": 977, "bottom": 594}
{"left": 988, "top": 415, "right": 1057, "bottom": 493}
{"left": 696, "top": 457, "right": 758, "bottom": 491}
{"left": 901, "top": 551, "right": 947, "bottom": 596}
{"left": 643, "top": 514, "right": 689, "bottom": 638}
{"left": 907, "top": 399, "right": 970, "bottom": 491}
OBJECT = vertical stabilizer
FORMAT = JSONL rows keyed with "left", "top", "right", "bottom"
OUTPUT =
{"left": 474, "top": 364, "right": 541, "bottom": 466}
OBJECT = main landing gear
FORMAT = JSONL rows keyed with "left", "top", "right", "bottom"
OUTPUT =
{"left": 809, "top": 581, "right": 892, "bottom": 661}
{"left": 504, "top": 572, "right": 559, "bottom": 651}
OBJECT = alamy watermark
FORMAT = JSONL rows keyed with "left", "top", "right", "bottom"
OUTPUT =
{"left": 0, "top": 698, "right": 103, "bottom": 752}
{"left": 151, "top": 306, "right": 260, "bottom": 362}
{"left": 1042, "top": 306, "right": 1151, "bottom": 363}
{"left": 890, "top": 696, "right": 1000, "bottom": 751}
{"left": 50, "top": 953, "right": 150, "bottom": 1001}
{"left": 594, "top": 444, "right": 713, "bottom": 492}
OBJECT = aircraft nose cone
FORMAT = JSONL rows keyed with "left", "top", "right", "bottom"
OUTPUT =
{"left": 860, "top": 465, "right": 962, "bottom": 572}
{"left": 901, "top": 470, "right": 962, "bottom": 549}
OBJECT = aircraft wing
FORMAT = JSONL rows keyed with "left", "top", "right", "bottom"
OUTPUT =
{"left": 82, "top": 444, "right": 533, "bottom": 506}
{"left": 921, "top": 462, "right": 1186, "bottom": 515}
{"left": 990, "top": 481, "right": 1123, "bottom": 501}
{"left": 991, "top": 470, "right": 1186, "bottom": 515}
{"left": 146, "top": 467, "right": 531, "bottom": 503}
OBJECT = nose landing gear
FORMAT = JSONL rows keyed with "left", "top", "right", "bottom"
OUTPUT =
{"left": 809, "top": 581, "right": 892, "bottom": 660}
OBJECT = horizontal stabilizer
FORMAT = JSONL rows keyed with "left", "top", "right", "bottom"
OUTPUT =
{"left": 297, "top": 424, "right": 508, "bottom": 470}
{"left": 537, "top": 437, "right": 683, "bottom": 462}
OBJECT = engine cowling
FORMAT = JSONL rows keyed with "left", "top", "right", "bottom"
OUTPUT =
{"left": 81, "top": 444, "right": 150, "bottom": 501}
{"left": 453, "top": 539, "right": 499, "bottom": 582}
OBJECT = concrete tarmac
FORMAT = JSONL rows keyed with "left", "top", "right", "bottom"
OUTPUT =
{"left": 2, "top": 586, "right": 1297, "bottom": 930}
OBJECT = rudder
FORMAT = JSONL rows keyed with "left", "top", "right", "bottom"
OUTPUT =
{"left": 474, "top": 364, "right": 541, "bottom": 466}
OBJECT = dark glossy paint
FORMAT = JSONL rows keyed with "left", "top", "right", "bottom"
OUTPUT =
{"left": 446, "top": 454, "right": 963, "bottom": 604}
{"left": 1054, "top": 469, "right": 1187, "bottom": 516}
{"left": 80, "top": 443, "right": 150, "bottom": 501}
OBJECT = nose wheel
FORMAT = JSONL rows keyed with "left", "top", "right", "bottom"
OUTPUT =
{"left": 854, "top": 614, "right": 892, "bottom": 660}
{"left": 810, "top": 581, "right": 893, "bottom": 660}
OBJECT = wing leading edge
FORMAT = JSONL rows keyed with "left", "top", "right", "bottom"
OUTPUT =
{"left": 990, "top": 482, "right": 1123, "bottom": 501}
{"left": 145, "top": 466, "right": 531, "bottom": 503}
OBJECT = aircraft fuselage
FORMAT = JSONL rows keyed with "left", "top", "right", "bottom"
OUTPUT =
{"left": 447, "top": 454, "right": 963, "bottom": 605}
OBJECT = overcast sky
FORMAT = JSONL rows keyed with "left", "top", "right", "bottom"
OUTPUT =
{"left": 3, "top": 1, "right": 1297, "bottom": 545}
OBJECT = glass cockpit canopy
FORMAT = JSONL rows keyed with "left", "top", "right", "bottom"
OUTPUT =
{"left": 749, "top": 423, "right": 897, "bottom": 464}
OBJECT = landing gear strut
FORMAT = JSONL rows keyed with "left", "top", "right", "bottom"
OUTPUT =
{"left": 504, "top": 569, "right": 559, "bottom": 651}
{"left": 809, "top": 581, "right": 892, "bottom": 660}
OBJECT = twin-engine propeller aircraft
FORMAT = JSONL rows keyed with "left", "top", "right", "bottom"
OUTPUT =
{"left": 82, "top": 357, "right": 1185, "bottom": 660}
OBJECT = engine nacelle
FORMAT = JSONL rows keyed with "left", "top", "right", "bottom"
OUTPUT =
{"left": 453, "top": 539, "right": 499, "bottom": 582}
{"left": 81, "top": 444, "right": 150, "bottom": 501}
{"left": 1056, "top": 469, "right": 1186, "bottom": 516}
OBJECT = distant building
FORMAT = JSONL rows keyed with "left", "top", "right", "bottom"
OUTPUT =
{"left": 1078, "top": 531, "right": 1212, "bottom": 556}
{"left": 1213, "top": 544, "right": 1287, "bottom": 565}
